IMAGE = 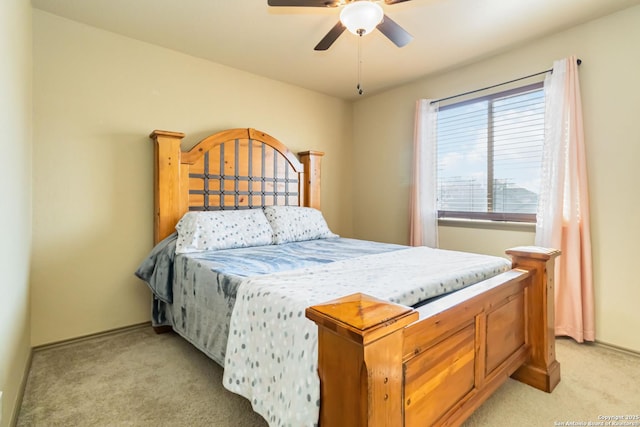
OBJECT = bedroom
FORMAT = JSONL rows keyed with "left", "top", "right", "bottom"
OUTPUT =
{"left": 2, "top": 0, "right": 639, "bottom": 425}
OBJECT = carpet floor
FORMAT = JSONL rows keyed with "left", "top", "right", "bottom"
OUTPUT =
{"left": 17, "top": 326, "right": 640, "bottom": 426}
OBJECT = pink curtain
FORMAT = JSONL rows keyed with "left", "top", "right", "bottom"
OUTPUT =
{"left": 410, "top": 99, "right": 439, "bottom": 248}
{"left": 536, "top": 56, "right": 595, "bottom": 342}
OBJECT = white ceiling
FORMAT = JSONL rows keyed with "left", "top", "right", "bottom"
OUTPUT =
{"left": 31, "top": 0, "right": 640, "bottom": 100}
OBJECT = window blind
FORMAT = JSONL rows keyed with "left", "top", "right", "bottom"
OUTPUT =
{"left": 436, "top": 83, "right": 544, "bottom": 222}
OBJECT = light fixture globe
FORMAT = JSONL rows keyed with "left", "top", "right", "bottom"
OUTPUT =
{"left": 340, "top": 1, "right": 384, "bottom": 36}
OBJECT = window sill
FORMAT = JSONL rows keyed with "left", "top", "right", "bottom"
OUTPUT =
{"left": 438, "top": 218, "right": 536, "bottom": 233}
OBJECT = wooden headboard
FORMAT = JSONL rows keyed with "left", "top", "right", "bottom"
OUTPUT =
{"left": 149, "top": 128, "right": 324, "bottom": 244}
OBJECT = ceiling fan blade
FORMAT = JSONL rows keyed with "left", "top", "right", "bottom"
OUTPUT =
{"left": 377, "top": 14, "right": 413, "bottom": 47}
{"left": 314, "top": 21, "right": 346, "bottom": 51}
{"left": 384, "top": 0, "right": 412, "bottom": 4}
{"left": 267, "top": 0, "right": 339, "bottom": 6}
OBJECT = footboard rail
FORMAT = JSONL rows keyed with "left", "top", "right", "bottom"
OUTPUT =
{"left": 306, "top": 246, "right": 560, "bottom": 427}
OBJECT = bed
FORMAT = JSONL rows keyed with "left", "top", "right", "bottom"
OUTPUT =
{"left": 139, "top": 127, "right": 561, "bottom": 427}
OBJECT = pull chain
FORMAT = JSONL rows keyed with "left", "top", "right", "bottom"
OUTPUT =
{"left": 356, "top": 29, "right": 364, "bottom": 95}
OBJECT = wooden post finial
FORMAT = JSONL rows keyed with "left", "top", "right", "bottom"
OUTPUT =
{"left": 298, "top": 151, "right": 324, "bottom": 210}
{"left": 307, "top": 293, "right": 418, "bottom": 427}
{"left": 507, "top": 246, "right": 561, "bottom": 392}
{"left": 150, "top": 130, "right": 185, "bottom": 244}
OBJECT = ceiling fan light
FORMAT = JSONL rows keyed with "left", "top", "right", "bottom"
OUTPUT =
{"left": 340, "top": 1, "right": 384, "bottom": 36}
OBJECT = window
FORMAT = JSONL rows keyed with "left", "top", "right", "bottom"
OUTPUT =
{"left": 436, "top": 83, "right": 544, "bottom": 222}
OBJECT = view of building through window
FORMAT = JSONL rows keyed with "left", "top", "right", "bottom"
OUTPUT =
{"left": 436, "top": 83, "right": 544, "bottom": 222}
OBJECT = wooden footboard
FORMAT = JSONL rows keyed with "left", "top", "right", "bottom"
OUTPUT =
{"left": 306, "top": 246, "right": 560, "bottom": 427}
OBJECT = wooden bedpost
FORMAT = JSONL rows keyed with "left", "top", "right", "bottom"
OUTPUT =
{"left": 149, "top": 130, "right": 186, "bottom": 244}
{"left": 298, "top": 150, "right": 324, "bottom": 210}
{"left": 306, "top": 293, "right": 418, "bottom": 427}
{"left": 506, "top": 246, "right": 562, "bottom": 392}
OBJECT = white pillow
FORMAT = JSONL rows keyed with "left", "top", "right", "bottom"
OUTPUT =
{"left": 175, "top": 209, "right": 273, "bottom": 254}
{"left": 263, "top": 206, "right": 338, "bottom": 244}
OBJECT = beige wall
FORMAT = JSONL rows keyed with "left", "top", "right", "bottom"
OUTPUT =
{"left": 0, "top": 0, "right": 32, "bottom": 425}
{"left": 352, "top": 5, "right": 640, "bottom": 352}
{"left": 31, "top": 10, "right": 353, "bottom": 346}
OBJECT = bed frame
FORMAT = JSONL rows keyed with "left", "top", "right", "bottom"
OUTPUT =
{"left": 149, "top": 127, "right": 560, "bottom": 427}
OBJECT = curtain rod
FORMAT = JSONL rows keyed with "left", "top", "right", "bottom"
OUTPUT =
{"left": 430, "top": 58, "right": 582, "bottom": 104}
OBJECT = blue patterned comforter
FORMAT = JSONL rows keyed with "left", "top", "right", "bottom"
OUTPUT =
{"left": 136, "top": 235, "right": 406, "bottom": 303}
{"left": 135, "top": 236, "right": 406, "bottom": 364}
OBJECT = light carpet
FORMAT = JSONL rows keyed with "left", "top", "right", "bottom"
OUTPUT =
{"left": 17, "top": 327, "right": 640, "bottom": 426}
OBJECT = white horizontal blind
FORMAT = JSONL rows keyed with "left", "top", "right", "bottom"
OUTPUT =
{"left": 436, "top": 83, "right": 544, "bottom": 222}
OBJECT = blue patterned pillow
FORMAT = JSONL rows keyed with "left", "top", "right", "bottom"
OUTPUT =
{"left": 263, "top": 206, "right": 338, "bottom": 244}
{"left": 175, "top": 209, "right": 274, "bottom": 254}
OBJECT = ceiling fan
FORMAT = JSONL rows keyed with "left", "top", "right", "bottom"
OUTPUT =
{"left": 267, "top": 0, "right": 413, "bottom": 51}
